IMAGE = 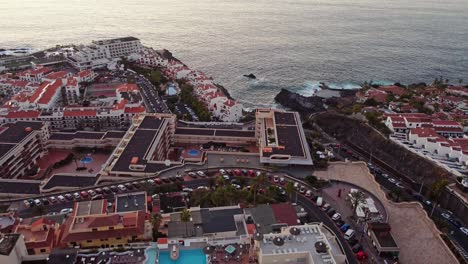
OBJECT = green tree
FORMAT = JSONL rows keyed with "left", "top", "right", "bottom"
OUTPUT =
{"left": 349, "top": 191, "right": 366, "bottom": 218}
{"left": 251, "top": 173, "right": 267, "bottom": 206}
{"left": 180, "top": 209, "right": 191, "bottom": 237}
{"left": 285, "top": 181, "right": 295, "bottom": 201}
{"left": 429, "top": 179, "right": 449, "bottom": 202}
{"left": 151, "top": 213, "right": 162, "bottom": 240}
{"left": 352, "top": 104, "right": 363, "bottom": 113}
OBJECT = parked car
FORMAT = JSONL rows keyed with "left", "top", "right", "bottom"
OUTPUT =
{"left": 248, "top": 170, "right": 255, "bottom": 177}
{"left": 299, "top": 185, "right": 306, "bottom": 194}
{"left": 348, "top": 237, "right": 359, "bottom": 246}
{"left": 124, "top": 183, "right": 133, "bottom": 190}
{"left": 279, "top": 177, "right": 285, "bottom": 185}
{"left": 294, "top": 182, "right": 299, "bottom": 190}
{"left": 91, "top": 194, "right": 104, "bottom": 200}
{"left": 132, "top": 182, "right": 141, "bottom": 188}
{"left": 449, "top": 218, "right": 462, "bottom": 228}
{"left": 162, "top": 177, "right": 171, "bottom": 183}
{"left": 321, "top": 203, "right": 331, "bottom": 212}
{"left": 256, "top": 171, "right": 262, "bottom": 177}
{"left": 117, "top": 184, "right": 127, "bottom": 192}
{"left": 460, "top": 227, "right": 468, "bottom": 236}
{"left": 388, "top": 178, "right": 397, "bottom": 184}
{"left": 316, "top": 197, "right": 323, "bottom": 207}
{"left": 326, "top": 209, "right": 336, "bottom": 217}
{"left": 352, "top": 244, "right": 363, "bottom": 253}
{"left": 188, "top": 172, "right": 197, "bottom": 178}
{"left": 60, "top": 208, "right": 73, "bottom": 214}
{"left": 332, "top": 213, "right": 342, "bottom": 221}
{"left": 110, "top": 186, "right": 119, "bottom": 192}
{"left": 169, "top": 176, "right": 178, "bottom": 182}
{"left": 441, "top": 213, "right": 451, "bottom": 220}
{"left": 64, "top": 193, "right": 73, "bottom": 200}
{"left": 23, "top": 200, "right": 31, "bottom": 207}
{"left": 381, "top": 173, "right": 389, "bottom": 178}
{"left": 57, "top": 195, "right": 66, "bottom": 202}
{"left": 344, "top": 229, "right": 356, "bottom": 240}
{"left": 34, "top": 199, "right": 42, "bottom": 206}
{"left": 176, "top": 175, "right": 184, "bottom": 181}
{"left": 147, "top": 179, "right": 155, "bottom": 186}
{"left": 182, "top": 187, "right": 194, "bottom": 192}
{"left": 41, "top": 198, "right": 50, "bottom": 206}
{"left": 219, "top": 169, "right": 226, "bottom": 175}
{"left": 340, "top": 223, "right": 350, "bottom": 232}
{"left": 155, "top": 178, "right": 162, "bottom": 185}
{"left": 395, "top": 182, "right": 404, "bottom": 189}
{"left": 73, "top": 192, "right": 81, "bottom": 200}
{"left": 197, "top": 171, "right": 206, "bottom": 177}
{"left": 223, "top": 175, "right": 230, "bottom": 181}
{"left": 87, "top": 190, "right": 96, "bottom": 197}
{"left": 241, "top": 169, "right": 248, "bottom": 175}
{"left": 80, "top": 191, "right": 89, "bottom": 198}
{"left": 335, "top": 219, "right": 345, "bottom": 227}
{"left": 226, "top": 169, "right": 232, "bottom": 175}
{"left": 102, "top": 187, "right": 111, "bottom": 194}
{"left": 273, "top": 175, "right": 279, "bottom": 183}
{"left": 305, "top": 190, "right": 312, "bottom": 197}
{"left": 95, "top": 188, "right": 103, "bottom": 194}
{"left": 49, "top": 196, "right": 57, "bottom": 204}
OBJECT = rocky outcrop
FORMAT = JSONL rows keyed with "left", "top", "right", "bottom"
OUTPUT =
{"left": 274, "top": 89, "right": 326, "bottom": 114}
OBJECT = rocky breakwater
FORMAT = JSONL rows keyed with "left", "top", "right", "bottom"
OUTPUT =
{"left": 274, "top": 88, "right": 326, "bottom": 114}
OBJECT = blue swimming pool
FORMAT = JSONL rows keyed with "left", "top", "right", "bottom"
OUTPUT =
{"left": 145, "top": 247, "right": 157, "bottom": 264}
{"left": 187, "top": 149, "right": 200, "bottom": 156}
{"left": 158, "top": 249, "right": 206, "bottom": 264}
{"left": 80, "top": 156, "right": 93, "bottom": 164}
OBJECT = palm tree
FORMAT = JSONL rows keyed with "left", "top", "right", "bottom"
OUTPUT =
{"left": 285, "top": 181, "right": 295, "bottom": 202}
{"left": 180, "top": 209, "right": 192, "bottom": 237}
{"left": 251, "top": 173, "right": 267, "bottom": 206}
{"left": 151, "top": 213, "right": 162, "bottom": 240}
{"left": 349, "top": 191, "right": 366, "bottom": 218}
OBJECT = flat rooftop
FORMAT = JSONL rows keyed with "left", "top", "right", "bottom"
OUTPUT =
{"left": 0, "top": 233, "right": 20, "bottom": 256}
{"left": 0, "top": 122, "right": 43, "bottom": 142}
{"left": 92, "top": 36, "right": 139, "bottom": 45}
{"left": 42, "top": 174, "right": 99, "bottom": 190}
{"left": 200, "top": 207, "right": 244, "bottom": 234}
{"left": 115, "top": 192, "right": 147, "bottom": 213}
{"left": 75, "top": 200, "right": 105, "bottom": 217}
{"left": 0, "top": 180, "right": 40, "bottom": 194}
{"left": 259, "top": 225, "right": 346, "bottom": 264}
{"left": 175, "top": 128, "right": 255, "bottom": 138}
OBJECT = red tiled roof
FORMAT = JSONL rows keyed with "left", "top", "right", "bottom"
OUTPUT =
{"left": 391, "top": 122, "right": 406, "bottom": 128}
{"left": 29, "top": 79, "right": 63, "bottom": 105}
{"left": 432, "top": 120, "right": 460, "bottom": 127}
{"left": 61, "top": 211, "right": 146, "bottom": 244}
{"left": 44, "top": 71, "right": 70, "bottom": 80}
{"left": 271, "top": 203, "right": 298, "bottom": 226}
{"left": 78, "top": 70, "right": 93, "bottom": 78}
{"left": 66, "top": 77, "right": 78, "bottom": 86}
{"left": 389, "top": 116, "right": 405, "bottom": 122}
{"left": 379, "top": 85, "right": 407, "bottom": 96}
{"left": 6, "top": 110, "right": 41, "bottom": 119}
{"left": 433, "top": 126, "right": 464, "bottom": 133}
{"left": 113, "top": 99, "right": 128, "bottom": 110}
{"left": 124, "top": 105, "right": 145, "bottom": 114}
{"left": 116, "top": 83, "right": 139, "bottom": 93}
{"left": 87, "top": 215, "right": 120, "bottom": 228}
{"left": 63, "top": 109, "right": 97, "bottom": 117}
{"left": 410, "top": 127, "right": 439, "bottom": 138}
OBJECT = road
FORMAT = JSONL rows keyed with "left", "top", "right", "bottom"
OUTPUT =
{"left": 135, "top": 74, "right": 170, "bottom": 113}
{"left": 16, "top": 173, "right": 358, "bottom": 263}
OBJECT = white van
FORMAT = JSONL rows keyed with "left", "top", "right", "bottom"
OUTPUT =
{"left": 344, "top": 229, "right": 355, "bottom": 240}
{"left": 316, "top": 197, "right": 323, "bottom": 207}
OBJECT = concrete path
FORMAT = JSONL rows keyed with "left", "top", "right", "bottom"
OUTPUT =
{"left": 314, "top": 162, "right": 457, "bottom": 264}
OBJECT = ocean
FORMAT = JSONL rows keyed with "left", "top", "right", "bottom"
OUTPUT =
{"left": 1, "top": 0, "right": 467, "bottom": 107}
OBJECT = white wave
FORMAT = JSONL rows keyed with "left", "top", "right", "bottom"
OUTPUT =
{"left": 296, "top": 80, "right": 322, "bottom": 97}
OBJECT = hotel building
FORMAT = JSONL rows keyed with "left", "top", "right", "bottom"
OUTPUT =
{"left": 0, "top": 121, "right": 49, "bottom": 179}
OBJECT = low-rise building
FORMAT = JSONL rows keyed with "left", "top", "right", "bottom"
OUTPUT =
{"left": 365, "top": 222, "right": 399, "bottom": 259}
{"left": 61, "top": 199, "right": 150, "bottom": 249}
{"left": 0, "top": 234, "right": 27, "bottom": 264}
{"left": 256, "top": 224, "right": 347, "bottom": 264}
{"left": 13, "top": 217, "right": 61, "bottom": 255}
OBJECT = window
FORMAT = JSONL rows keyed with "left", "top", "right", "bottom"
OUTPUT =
{"left": 87, "top": 240, "right": 92, "bottom": 243}
{"left": 116, "top": 237, "right": 121, "bottom": 240}
{"left": 109, "top": 227, "right": 114, "bottom": 230}
{"left": 92, "top": 228, "right": 97, "bottom": 232}
{"left": 40, "top": 249, "right": 46, "bottom": 253}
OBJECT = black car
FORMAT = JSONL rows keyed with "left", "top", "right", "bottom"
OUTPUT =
{"left": 162, "top": 178, "right": 171, "bottom": 183}
{"left": 103, "top": 187, "right": 111, "bottom": 194}
{"left": 326, "top": 209, "right": 336, "bottom": 217}
{"left": 449, "top": 218, "right": 462, "bottom": 228}
{"left": 41, "top": 198, "right": 50, "bottom": 206}
{"left": 169, "top": 176, "right": 178, "bottom": 182}
{"left": 335, "top": 219, "right": 345, "bottom": 227}
{"left": 352, "top": 243, "right": 363, "bottom": 253}
{"left": 124, "top": 183, "right": 133, "bottom": 190}
{"left": 348, "top": 237, "right": 359, "bottom": 246}
{"left": 64, "top": 194, "right": 73, "bottom": 200}
{"left": 132, "top": 182, "right": 141, "bottom": 189}
{"left": 110, "top": 186, "right": 119, "bottom": 193}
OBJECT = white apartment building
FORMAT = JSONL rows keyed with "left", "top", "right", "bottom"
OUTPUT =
{"left": 68, "top": 37, "right": 142, "bottom": 70}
